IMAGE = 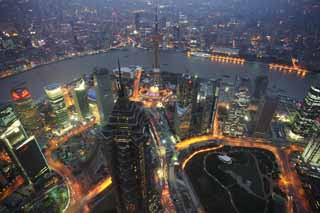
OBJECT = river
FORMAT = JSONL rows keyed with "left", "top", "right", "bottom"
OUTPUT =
{"left": 0, "top": 48, "right": 316, "bottom": 102}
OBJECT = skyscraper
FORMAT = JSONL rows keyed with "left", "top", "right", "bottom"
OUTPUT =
{"left": 302, "top": 135, "right": 320, "bottom": 167}
{"left": 103, "top": 92, "right": 150, "bottom": 212}
{"left": 253, "top": 75, "right": 268, "bottom": 100}
{"left": 254, "top": 96, "right": 278, "bottom": 137}
{"left": 94, "top": 68, "right": 114, "bottom": 124}
{"left": 11, "top": 88, "right": 43, "bottom": 135}
{"left": 152, "top": 4, "right": 161, "bottom": 85}
{"left": 14, "top": 136, "right": 49, "bottom": 183}
{"left": 44, "top": 84, "right": 70, "bottom": 129}
{"left": 175, "top": 73, "right": 200, "bottom": 138}
{"left": 0, "top": 104, "right": 49, "bottom": 185}
{"left": 194, "top": 80, "right": 220, "bottom": 135}
{"left": 291, "top": 83, "right": 320, "bottom": 138}
{"left": 73, "top": 78, "right": 91, "bottom": 120}
{"left": 176, "top": 73, "right": 200, "bottom": 108}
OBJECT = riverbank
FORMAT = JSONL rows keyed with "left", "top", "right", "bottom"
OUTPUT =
{"left": 0, "top": 47, "right": 315, "bottom": 101}
{"left": 1, "top": 47, "right": 316, "bottom": 81}
{"left": 0, "top": 48, "right": 111, "bottom": 80}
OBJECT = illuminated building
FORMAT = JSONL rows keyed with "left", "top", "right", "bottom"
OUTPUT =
{"left": 0, "top": 104, "right": 49, "bottom": 185}
{"left": 11, "top": 88, "right": 43, "bottom": 135}
{"left": 176, "top": 73, "right": 200, "bottom": 108}
{"left": 152, "top": 5, "right": 161, "bottom": 85}
{"left": 291, "top": 83, "right": 320, "bottom": 138}
{"left": 254, "top": 96, "right": 278, "bottom": 137}
{"left": 302, "top": 135, "right": 320, "bottom": 167}
{"left": 0, "top": 104, "right": 26, "bottom": 193}
{"left": 222, "top": 87, "right": 250, "bottom": 137}
{"left": 73, "top": 78, "right": 91, "bottom": 120}
{"left": 44, "top": 84, "right": 70, "bottom": 129}
{"left": 93, "top": 68, "right": 114, "bottom": 124}
{"left": 174, "top": 104, "right": 192, "bottom": 139}
{"left": 174, "top": 73, "right": 200, "bottom": 138}
{"left": 103, "top": 76, "right": 150, "bottom": 212}
{"left": 193, "top": 81, "right": 220, "bottom": 134}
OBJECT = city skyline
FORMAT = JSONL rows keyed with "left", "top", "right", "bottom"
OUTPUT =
{"left": 1, "top": 0, "right": 320, "bottom": 213}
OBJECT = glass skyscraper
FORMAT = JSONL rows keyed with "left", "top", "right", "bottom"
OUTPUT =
{"left": 103, "top": 95, "right": 150, "bottom": 213}
{"left": 94, "top": 68, "right": 114, "bottom": 125}
{"left": 73, "top": 78, "right": 91, "bottom": 120}
{"left": 44, "top": 84, "right": 70, "bottom": 129}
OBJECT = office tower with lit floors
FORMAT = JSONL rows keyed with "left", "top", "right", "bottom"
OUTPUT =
{"left": 73, "top": 78, "right": 91, "bottom": 120}
{"left": 103, "top": 68, "right": 155, "bottom": 212}
{"left": 174, "top": 73, "right": 200, "bottom": 138}
{"left": 94, "top": 68, "right": 114, "bottom": 124}
{"left": 302, "top": 135, "right": 320, "bottom": 167}
{"left": 291, "top": 82, "right": 320, "bottom": 139}
{"left": 198, "top": 80, "right": 220, "bottom": 135}
{"left": 11, "top": 88, "right": 43, "bottom": 135}
{"left": 44, "top": 84, "right": 70, "bottom": 129}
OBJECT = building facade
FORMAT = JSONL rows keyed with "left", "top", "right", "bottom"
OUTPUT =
{"left": 302, "top": 135, "right": 320, "bottom": 167}
{"left": 94, "top": 68, "right": 114, "bottom": 125}
{"left": 291, "top": 84, "right": 320, "bottom": 138}
{"left": 73, "top": 78, "right": 91, "bottom": 120}
{"left": 0, "top": 104, "right": 49, "bottom": 185}
{"left": 11, "top": 88, "right": 43, "bottom": 135}
{"left": 254, "top": 96, "right": 278, "bottom": 137}
{"left": 103, "top": 96, "right": 150, "bottom": 213}
{"left": 44, "top": 84, "right": 70, "bottom": 129}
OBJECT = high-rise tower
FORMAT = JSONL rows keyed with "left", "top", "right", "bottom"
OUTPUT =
{"left": 152, "top": 1, "right": 161, "bottom": 85}
{"left": 73, "top": 78, "right": 91, "bottom": 120}
{"left": 0, "top": 104, "right": 49, "bottom": 185}
{"left": 103, "top": 64, "right": 150, "bottom": 212}
{"left": 254, "top": 96, "right": 278, "bottom": 137}
{"left": 291, "top": 82, "right": 320, "bottom": 138}
{"left": 11, "top": 88, "right": 43, "bottom": 135}
{"left": 44, "top": 84, "right": 70, "bottom": 129}
{"left": 94, "top": 68, "right": 114, "bottom": 125}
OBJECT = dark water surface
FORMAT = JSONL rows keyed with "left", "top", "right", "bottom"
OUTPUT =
{"left": 0, "top": 48, "right": 315, "bottom": 101}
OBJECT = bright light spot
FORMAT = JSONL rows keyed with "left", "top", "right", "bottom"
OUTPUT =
{"left": 225, "top": 87, "right": 230, "bottom": 92}
{"left": 157, "top": 169, "right": 164, "bottom": 179}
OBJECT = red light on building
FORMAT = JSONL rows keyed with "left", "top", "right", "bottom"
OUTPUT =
{"left": 188, "top": 80, "right": 192, "bottom": 85}
{"left": 11, "top": 88, "right": 31, "bottom": 101}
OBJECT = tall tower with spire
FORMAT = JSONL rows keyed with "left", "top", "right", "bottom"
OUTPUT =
{"left": 103, "top": 59, "right": 151, "bottom": 212}
{"left": 152, "top": 0, "right": 161, "bottom": 86}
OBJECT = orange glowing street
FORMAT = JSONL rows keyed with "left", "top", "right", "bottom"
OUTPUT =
{"left": 44, "top": 120, "right": 113, "bottom": 213}
{"left": 177, "top": 133, "right": 310, "bottom": 213}
{"left": 0, "top": 176, "right": 24, "bottom": 202}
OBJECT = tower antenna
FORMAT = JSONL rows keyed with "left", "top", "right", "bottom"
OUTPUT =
{"left": 117, "top": 58, "right": 125, "bottom": 97}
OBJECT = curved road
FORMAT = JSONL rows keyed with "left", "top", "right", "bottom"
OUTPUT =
{"left": 44, "top": 120, "right": 112, "bottom": 213}
{"left": 178, "top": 135, "right": 310, "bottom": 213}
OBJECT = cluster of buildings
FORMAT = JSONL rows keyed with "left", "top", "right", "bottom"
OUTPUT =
{"left": 0, "top": 104, "right": 53, "bottom": 211}
{"left": 1, "top": 1, "right": 320, "bottom": 212}
{"left": 1, "top": 0, "right": 320, "bottom": 79}
{"left": 173, "top": 73, "right": 219, "bottom": 139}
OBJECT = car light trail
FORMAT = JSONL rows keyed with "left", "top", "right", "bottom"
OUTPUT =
{"left": 181, "top": 144, "right": 224, "bottom": 169}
